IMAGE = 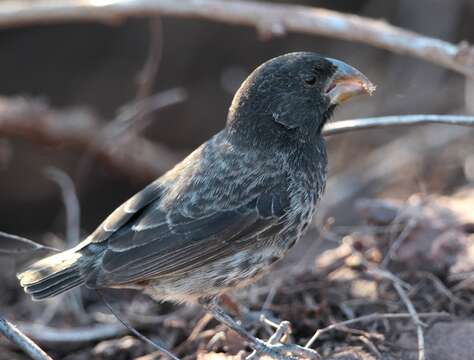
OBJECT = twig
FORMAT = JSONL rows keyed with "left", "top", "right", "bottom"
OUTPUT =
{"left": 393, "top": 280, "right": 425, "bottom": 360}
{"left": 246, "top": 316, "right": 321, "bottom": 360}
{"left": 19, "top": 321, "right": 131, "bottom": 345}
{"left": 304, "top": 312, "right": 446, "bottom": 349}
{"left": 0, "top": 231, "right": 58, "bottom": 254}
{"left": 322, "top": 115, "right": 474, "bottom": 136}
{"left": 1, "top": 1, "right": 474, "bottom": 77}
{"left": 0, "top": 317, "right": 53, "bottom": 360}
{"left": 0, "top": 96, "right": 182, "bottom": 181}
{"left": 345, "top": 241, "right": 426, "bottom": 360}
{"left": 417, "top": 272, "right": 474, "bottom": 310}
{"left": 106, "top": 88, "right": 187, "bottom": 139}
{"left": 135, "top": 18, "right": 163, "bottom": 101}
{"left": 40, "top": 168, "right": 88, "bottom": 324}
{"left": 44, "top": 167, "right": 80, "bottom": 246}
{"left": 120, "top": 18, "right": 164, "bottom": 134}
{"left": 97, "top": 290, "right": 180, "bottom": 360}
{"left": 381, "top": 217, "right": 418, "bottom": 268}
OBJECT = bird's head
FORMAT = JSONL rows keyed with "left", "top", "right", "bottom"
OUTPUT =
{"left": 226, "top": 52, "right": 374, "bottom": 145}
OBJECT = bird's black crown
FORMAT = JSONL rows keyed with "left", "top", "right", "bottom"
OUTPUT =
{"left": 226, "top": 52, "right": 338, "bottom": 147}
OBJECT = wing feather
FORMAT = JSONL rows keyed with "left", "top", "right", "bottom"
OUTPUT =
{"left": 88, "top": 190, "right": 289, "bottom": 287}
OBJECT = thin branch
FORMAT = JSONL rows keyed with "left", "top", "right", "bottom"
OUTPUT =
{"left": 18, "top": 321, "right": 131, "bottom": 345}
{"left": 0, "top": 96, "right": 183, "bottom": 181}
{"left": 0, "top": 0, "right": 473, "bottom": 77}
{"left": 0, "top": 317, "right": 53, "bottom": 360}
{"left": 343, "top": 241, "right": 426, "bottom": 360}
{"left": 97, "top": 290, "right": 180, "bottom": 360}
{"left": 44, "top": 167, "right": 81, "bottom": 246}
{"left": 0, "top": 231, "right": 58, "bottom": 254}
{"left": 135, "top": 18, "right": 163, "bottom": 102}
{"left": 393, "top": 281, "right": 426, "bottom": 360}
{"left": 322, "top": 115, "right": 474, "bottom": 136}
{"left": 305, "top": 312, "right": 448, "bottom": 348}
{"left": 107, "top": 88, "right": 187, "bottom": 138}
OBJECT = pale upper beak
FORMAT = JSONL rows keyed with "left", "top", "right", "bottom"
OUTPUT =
{"left": 325, "top": 58, "right": 376, "bottom": 105}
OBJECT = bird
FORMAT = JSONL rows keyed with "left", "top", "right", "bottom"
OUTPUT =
{"left": 17, "top": 52, "right": 374, "bottom": 359}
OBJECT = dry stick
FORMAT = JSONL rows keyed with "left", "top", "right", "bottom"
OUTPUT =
{"left": 105, "top": 88, "right": 187, "bottom": 140}
{"left": 0, "top": 317, "right": 53, "bottom": 360}
{"left": 381, "top": 217, "right": 417, "bottom": 268}
{"left": 342, "top": 244, "right": 426, "bottom": 360}
{"left": 393, "top": 281, "right": 425, "bottom": 360}
{"left": 370, "top": 268, "right": 425, "bottom": 360}
{"left": 44, "top": 167, "right": 80, "bottom": 246}
{"left": 1, "top": 1, "right": 474, "bottom": 77}
{"left": 0, "top": 96, "right": 183, "bottom": 181}
{"left": 18, "top": 309, "right": 185, "bottom": 345}
{"left": 417, "top": 272, "right": 474, "bottom": 310}
{"left": 73, "top": 88, "right": 186, "bottom": 188}
{"left": 322, "top": 114, "right": 474, "bottom": 136}
{"left": 113, "top": 17, "right": 164, "bottom": 137}
{"left": 19, "top": 321, "right": 131, "bottom": 344}
{"left": 0, "top": 230, "right": 58, "bottom": 254}
{"left": 135, "top": 18, "right": 163, "bottom": 102}
{"left": 96, "top": 290, "right": 180, "bottom": 360}
{"left": 43, "top": 167, "right": 88, "bottom": 324}
{"left": 304, "top": 311, "right": 448, "bottom": 349}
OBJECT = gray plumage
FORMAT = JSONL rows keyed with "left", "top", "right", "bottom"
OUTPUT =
{"left": 18, "top": 52, "right": 354, "bottom": 303}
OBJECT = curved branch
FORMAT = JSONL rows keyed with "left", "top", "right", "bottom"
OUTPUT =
{"left": 17, "top": 322, "right": 130, "bottom": 345}
{"left": 322, "top": 115, "right": 474, "bottom": 136}
{"left": 0, "top": 0, "right": 473, "bottom": 77}
{"left": 0, "top": 96, "right": 182, "bottom": 182}
{"left": 0, "top": 317, "right": 53, "bottom": 360}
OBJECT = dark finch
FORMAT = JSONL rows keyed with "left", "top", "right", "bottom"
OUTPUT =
{"left": 18, "top": 52, "right": 374, "bottom": 358}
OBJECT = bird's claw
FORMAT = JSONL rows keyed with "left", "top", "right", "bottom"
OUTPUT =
{"left": 246, "top": 320, "right": 321, "bottom": 360}
{"left": 247, "top": 341, "right": 321, "bottom": 360}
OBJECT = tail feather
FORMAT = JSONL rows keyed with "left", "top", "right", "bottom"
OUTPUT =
{"left": 18, "top": 249, "right": 93, "bottom": 300}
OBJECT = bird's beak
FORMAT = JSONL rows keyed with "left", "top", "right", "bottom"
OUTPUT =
{"left": 325, "top": 58, "right": 375, "bottom": 105}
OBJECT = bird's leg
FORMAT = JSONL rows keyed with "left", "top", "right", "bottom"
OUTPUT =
{"left": 218, "top": 294, "right": 272, "bottom": 329}
{"left": 200, "top": 297, "right": 320, "bottom": 360}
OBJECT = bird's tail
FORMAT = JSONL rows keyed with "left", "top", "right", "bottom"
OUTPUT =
{"left": 17, "top": 248, "right": 93, "bottom": 300}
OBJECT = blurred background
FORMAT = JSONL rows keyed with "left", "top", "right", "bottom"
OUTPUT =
{"left": 1, "top": 1, "right": 474, "bottom": 359}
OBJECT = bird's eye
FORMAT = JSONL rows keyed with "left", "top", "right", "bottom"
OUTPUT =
{"left": 305, "top": 76, "right": 317, "bottom": 86}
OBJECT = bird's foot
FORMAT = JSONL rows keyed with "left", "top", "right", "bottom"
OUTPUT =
{"left": 240, "top": 309, "right": 275, "bottom": 328}
{"left": 246, "top": 320, "right": 321, "bottom": 360}
{"left": 202, "top": 298, "right": 320, "bottom": 360}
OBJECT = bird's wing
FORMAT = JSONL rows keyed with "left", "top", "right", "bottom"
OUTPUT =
{"left": 87, "top": 188, "right": 289, "bottom": 287}
{"left": 83, "top": 180, "right": 163, "bottom": 245}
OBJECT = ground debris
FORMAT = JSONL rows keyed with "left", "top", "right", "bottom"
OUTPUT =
{"left": 3, "top": 189, "right": 474, "bottom": 359}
